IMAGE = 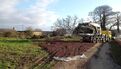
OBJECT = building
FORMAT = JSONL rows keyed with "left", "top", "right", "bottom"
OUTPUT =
{"left": 33, "top": 31, "right": 43, "bottom": 36}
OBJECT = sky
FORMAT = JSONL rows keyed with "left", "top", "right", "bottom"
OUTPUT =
{"left": 0, "top": 0, "right": 121, "bottom": 31}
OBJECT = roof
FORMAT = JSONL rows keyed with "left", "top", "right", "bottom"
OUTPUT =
{"left": 80, "top": 22, "right": 100, "bottom": 27}
{"left": 89, "top": 23, "right": 100, "bottom": 27}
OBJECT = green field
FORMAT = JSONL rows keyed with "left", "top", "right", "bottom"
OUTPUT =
{"left": 0, "top": 37, "right": 54, "bottom": 69}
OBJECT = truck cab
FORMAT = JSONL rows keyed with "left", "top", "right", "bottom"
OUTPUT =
{"left": 79, "top": 22, "right": 112, "bottom": 43}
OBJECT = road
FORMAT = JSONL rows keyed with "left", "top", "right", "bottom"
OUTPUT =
{"left": 87, "top": 43, "right": 121, "bottom": 69}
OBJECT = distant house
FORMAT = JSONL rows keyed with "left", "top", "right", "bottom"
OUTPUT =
{"left": 33, "top": 30, "right": 43, "bottom": 36}
{"left": 17, "top": 30, "right": 53, "bottom": 38}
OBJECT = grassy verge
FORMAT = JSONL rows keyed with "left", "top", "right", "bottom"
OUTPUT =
{"left": 0, "top": 37, "right": 55, "bottom": 69}
{"left": 109, "top": 40, "right": 121, "bottom": 65}
{"left": 34, "top": 60, "right": 57, "bottom": 69}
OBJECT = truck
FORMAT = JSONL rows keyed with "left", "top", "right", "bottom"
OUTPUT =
{"left": 79, "top": 22, "right": 112, "bottom": 43}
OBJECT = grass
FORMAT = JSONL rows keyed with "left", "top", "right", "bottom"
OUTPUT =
{"left": 0, "top": 37, "right": 51, "bottom": 69}
{"left": 109, "top": 40, "right": 121, "bottom": 66}
{"left": 34, "top": 60, "right": 57, "bottom": 69}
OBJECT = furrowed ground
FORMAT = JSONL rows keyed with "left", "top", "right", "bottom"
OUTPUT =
{"left": 41, "top": 41, "right": 95, "bottom": 57}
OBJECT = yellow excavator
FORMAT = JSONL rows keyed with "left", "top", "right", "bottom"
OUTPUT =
{"left": 79, "top": 23, "right": 112, "bottom": 43}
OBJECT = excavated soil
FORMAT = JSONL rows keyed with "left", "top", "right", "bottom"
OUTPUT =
{"left": 41, "top": 41, "right": 95, "bottom": 57}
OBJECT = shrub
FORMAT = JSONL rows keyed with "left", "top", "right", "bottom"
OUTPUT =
{"left": 4, "top": 31, "right": 18, "bottom": 38}
{"left": 64, "top": 35, "right": 72, "bottom": 38}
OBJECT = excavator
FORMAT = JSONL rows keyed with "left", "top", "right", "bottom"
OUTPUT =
{"left": 79, "top": 22, "right": 112, "bottom": 43}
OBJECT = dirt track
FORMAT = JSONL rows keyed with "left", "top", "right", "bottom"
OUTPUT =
{"left": 87, "top": 43, "right": 121, "bottom": 69}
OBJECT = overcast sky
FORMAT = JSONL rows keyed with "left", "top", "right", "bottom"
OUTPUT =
{"left": 0, "top": 0, "right": 121, "bottom": 31}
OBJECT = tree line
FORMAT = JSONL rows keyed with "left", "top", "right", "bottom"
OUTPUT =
{"left": 53, "top": 5, "right": 121, "bottom": 36}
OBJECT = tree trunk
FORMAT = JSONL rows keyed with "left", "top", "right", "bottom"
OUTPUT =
{"left": 117, "top": 18, "right": 120, "bottom": 33}
{"left": 101, "top": 14, "right": 106, "bottom": 30}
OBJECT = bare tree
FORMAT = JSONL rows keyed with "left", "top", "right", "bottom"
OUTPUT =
{"left": 26, "top": 27, "right": 33, "bottom": 31}
{"left": 109, "top": 12, "right": 121, "bottom": 33}
{"left": 25, "top": 27, "right": 33, "bottom": 38}
{"left": 89, "top": 5, "right": 113, "bottom": 30}
{"left": 54, "top": 16, "right": 79, "bottom": 35}
{"left": 115, "top": 12, "right": 121, "bottom": 33}
{"left": 34, "top": 28, "right": 42, "bottom": 32}
{"left": 54, "top": 28, "right": 66, "bottom": 36}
